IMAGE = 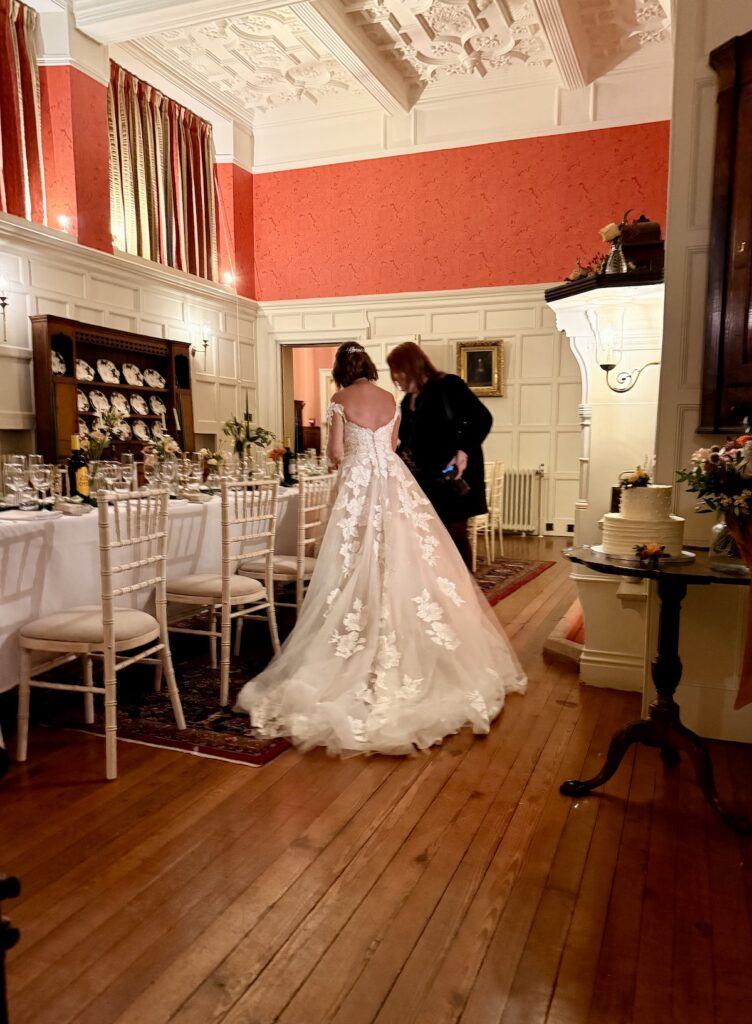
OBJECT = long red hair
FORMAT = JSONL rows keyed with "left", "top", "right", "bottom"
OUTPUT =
{"left": 386, "top": 342, "right": 442, "bottom": 389}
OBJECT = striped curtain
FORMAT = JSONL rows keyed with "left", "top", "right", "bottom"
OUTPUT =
{"left": 0, "top": 0, "right": 46, "bottom": 222}
{"left": 108, "top": 62, "right": 218, "bottom": 282}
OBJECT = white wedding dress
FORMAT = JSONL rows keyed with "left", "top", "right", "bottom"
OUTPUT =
{"left": 236, "top": 402, "right": 527, "bottom": 756}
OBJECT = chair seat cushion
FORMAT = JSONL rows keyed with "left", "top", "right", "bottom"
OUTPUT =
{"left": 239, "top": 555, "right": 316, "bottom": 577}
{"left": 167, "top": 574, "right": 265, "bottom": 600}
{"left": 20, "top": 606, "right": 158, "bottom": 644}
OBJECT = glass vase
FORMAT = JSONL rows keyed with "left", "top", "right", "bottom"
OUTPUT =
{"left": 604, "top": 239, "right": 627, "bottom": 275}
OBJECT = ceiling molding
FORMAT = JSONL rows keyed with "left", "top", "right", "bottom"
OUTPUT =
{"left": 533, "top": 0, "right": 586, "bottom": 89}
{"left": 71, "top": 0, "right": 293, "bottom": 43}
{"left": 295, "top": 0, "right": 420, "bottom": 116}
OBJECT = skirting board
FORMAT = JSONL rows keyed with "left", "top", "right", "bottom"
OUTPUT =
{"left": 579, "top": 648, "right": 645, "bottom": 692}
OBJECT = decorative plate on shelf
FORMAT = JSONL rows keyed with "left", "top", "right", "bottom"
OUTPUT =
{"left": 130, "top": 394, "right": 148, "bottom": 416}
{"left": 89, "top": 390, "right": 110, "bottom": 415}
{"left": 78, "top": 420, "right": 90, "bottom": 437}
{"left": 77, "top": 391, "right": 90, "bottom": 413}
{"left": 132, "top": 420, "right": 150, "bottom": 442}
{"left": 51, "top": 351, "right": 67, "bottom": 376}
{"left": 150, "top": 395, "right": 167, "bottom": 416}
{"left": 75, "top": 359, "right": 95, "bottom": 382}
{"left": 110, "top": 392, "right": 129, "bottom": 417}
{"left": 113, "top": 420, "right": 132, "bottom": 440}
{"left": 143, "top": 368, "right": 166, "bottom": 389}
{"left": 152, "top": 421, "right": 166, "bottom": 440}
{"left": 97, "top": 359, "right": 120, "bottom": 384}
{"left": 122, "top": 363, "right": 144, "bottom": 386}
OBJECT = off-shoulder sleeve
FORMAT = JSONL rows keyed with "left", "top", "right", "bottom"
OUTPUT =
{"left": 326, "top": 401, "right": 346, "bottom": 426}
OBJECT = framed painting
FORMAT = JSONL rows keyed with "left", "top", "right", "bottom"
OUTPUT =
{"left": 457, "top": 340, "right": 504, "bottom": 397}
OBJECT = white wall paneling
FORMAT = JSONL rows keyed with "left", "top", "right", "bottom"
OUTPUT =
{"left": 0, "top": 216, "right": 259, "bottom": 452}
{"left": 257, "top": 283, "right": 579, "bottom": 535}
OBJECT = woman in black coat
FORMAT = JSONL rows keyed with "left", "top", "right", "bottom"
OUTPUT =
{"left": 387, "top": 342, "right": 492, "bottom": 568}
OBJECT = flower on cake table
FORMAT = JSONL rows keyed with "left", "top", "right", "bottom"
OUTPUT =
{"left": 633, "top": 543, "right": 668, "bottom": 561}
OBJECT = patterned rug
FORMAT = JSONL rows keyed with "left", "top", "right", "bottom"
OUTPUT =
{"left": 474, "top": 556, "right": 556, "bottom": 606}
{"left": 33, "top": 558, "right": 552, "bottom": 766}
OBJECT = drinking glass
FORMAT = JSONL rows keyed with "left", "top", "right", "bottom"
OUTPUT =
{"left": 120, "top": 453, "right": 136, "bottom": 490}
{"left": 29, "top": 464, "right": 53, "bottom": 506}
{"left": 161, "top": 457, "right": 178, "bottom": 495}
{"left": 142, "top": 455, "right": 159, "bottom": 490}
{"left": 3, "top": 464, "right": 24, "bottom": 505}
{"left": 100, "top": 461, "right": 121, "bottom": 494}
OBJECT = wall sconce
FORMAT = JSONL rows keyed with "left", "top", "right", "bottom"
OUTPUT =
{"left": 0, "top": 275, "right": 8, "bottom": 344}
{"left": 57, "top": 214, "right": 71, "bottom": 232}
{"left": 223, "top": 272, "right": 236, "bottom": 287}
{"left": 586, "top": 305, "right": 660, "bottom": 394}
{"left": 191, "top": 323, "right": 211, "bottom": 369}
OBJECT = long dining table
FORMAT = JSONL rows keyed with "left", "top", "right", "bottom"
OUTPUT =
{"left": 0, "top": 489, "right": 300, "bottom": 694}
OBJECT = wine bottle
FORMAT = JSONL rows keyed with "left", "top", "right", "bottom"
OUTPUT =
{"left": 282, "top": 436, "right": 296, "bottom": 486}
{"left": 67, "top": 435, "right": 90, "bottom": 500}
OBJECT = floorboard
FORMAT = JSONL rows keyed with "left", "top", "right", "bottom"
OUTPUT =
{"left": 2, "top": 537, "right": 751, "bottom": 1024}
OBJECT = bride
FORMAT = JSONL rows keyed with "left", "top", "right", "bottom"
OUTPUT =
{"left": 236, "top": 343, "right": 526, "bottom": 755}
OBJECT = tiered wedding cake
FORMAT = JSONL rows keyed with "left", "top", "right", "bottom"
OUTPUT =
{"left": 601, "top": 483, "right": 685, "bottom": 557}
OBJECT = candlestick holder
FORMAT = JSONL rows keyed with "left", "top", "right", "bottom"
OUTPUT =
{"left": 0, "top": 278, "right": 8, "bottom": 345}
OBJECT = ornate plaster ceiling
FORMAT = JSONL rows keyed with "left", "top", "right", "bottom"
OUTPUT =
{"left": 104, "top": 0, "right": 672, "bottom": 121}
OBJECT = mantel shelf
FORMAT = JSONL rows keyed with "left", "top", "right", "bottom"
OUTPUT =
{"left": 544, "top": 271, "right": 664, "bottom": 304}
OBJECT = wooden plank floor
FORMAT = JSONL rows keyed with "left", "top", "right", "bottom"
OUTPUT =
{"left": 3, "top": 537, "right": 752, "bottom": 1024}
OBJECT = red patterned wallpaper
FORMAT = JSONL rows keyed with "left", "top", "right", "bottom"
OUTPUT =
{"left": 39, "top": 67, "right": 111, "bottom": 253}
{"left": 216, "top": 162, "right": 256, "bottom": 299}
{"left": 252, "top": 122, "right": 670, "bottom": 301}
{"left": 39, "top": 67, "right": 76, "bottom": 232}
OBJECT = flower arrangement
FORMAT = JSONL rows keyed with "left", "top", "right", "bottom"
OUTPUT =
{"left": 143, "top": 434, "right": 181, "bottom": 461}
{"left": 565, "top": 209, "right": 638, "bottom": 282}
{"left": 619, "top": 466, "right": 651, "bottom": 489}
{"left": 222, "top": 415, "right": 274, "bottom": 456}
{"left": 676, "top": 437, "right": 752, "bottom": 519}
{"left": 633, "top": 542, "right": 668, "bottom": 563}
{"left": 79, "top": 408, "right": 124, "bottom": 462}
{"left": 198, "top": 447, "right": 225, "bottom": 469}
{"left": 268, "top": 446, "right": 286, "bottom": 463}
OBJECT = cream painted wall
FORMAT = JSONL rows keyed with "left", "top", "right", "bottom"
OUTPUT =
{"left": 0, "top": 216, "right": 259, "bottom": 453}
{"left": 650, "top": 0, "right": 752, "bottom": 742}
{"left": 256, "top": 285, "right": 581, "bottom": 535}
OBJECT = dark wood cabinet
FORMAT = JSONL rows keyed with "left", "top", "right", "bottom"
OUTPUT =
{"left": 700, "top": 30, "right": 752, "bottom": 433}
{"left": 31, "top": 315, "right": 195, "bottom": 462}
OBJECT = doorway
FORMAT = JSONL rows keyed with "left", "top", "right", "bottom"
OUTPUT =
{"left": 280, "top": 345, "right": 338, "bottom": 453}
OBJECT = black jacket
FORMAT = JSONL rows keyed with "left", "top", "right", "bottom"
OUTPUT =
{"left": 398, "top": 374, "right": 493, "bottom": 523}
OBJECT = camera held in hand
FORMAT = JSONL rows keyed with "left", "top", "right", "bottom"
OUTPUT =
{"left": 438, "top": 464, "right": 471, "bottom": 498}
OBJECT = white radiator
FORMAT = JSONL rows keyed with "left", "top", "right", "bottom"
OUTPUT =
{"left": 502, "top": 466, "right": 544, "bottom": 534}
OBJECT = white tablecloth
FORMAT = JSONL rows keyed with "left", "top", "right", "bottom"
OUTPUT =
{"left": 0, "top": 490, "right": 299, "bottom": 693}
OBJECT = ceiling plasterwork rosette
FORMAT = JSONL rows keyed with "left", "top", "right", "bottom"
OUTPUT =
{"left": 133, "top": 7, "right": 365, "bottom": 115}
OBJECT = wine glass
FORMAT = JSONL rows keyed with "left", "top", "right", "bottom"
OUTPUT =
{"left": 120, "top": 453, "right": 136, "bottom": 490}
{"left": 100, "top": 461, "right": 121, "bottom": 494}
{"left": 142, "top": 455, "right": 159, "bottom": 490}
{"left": 161, "top": 457, "right": 178, "bottom": 495}
{"left": 29, "top": 464, "right": 53, "bottom": 507}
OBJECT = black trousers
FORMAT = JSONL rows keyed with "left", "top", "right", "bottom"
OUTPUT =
{"left": 445, "top": 519, "right": 472, "bottom": 570}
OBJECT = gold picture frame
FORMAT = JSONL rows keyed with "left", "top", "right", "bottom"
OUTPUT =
{"left": 457, "top": 340, "right": 504, "bottom": 397}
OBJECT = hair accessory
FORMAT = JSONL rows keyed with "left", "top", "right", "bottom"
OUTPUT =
{"left": 344, "top": 345, "right": 364, "bottom": 354}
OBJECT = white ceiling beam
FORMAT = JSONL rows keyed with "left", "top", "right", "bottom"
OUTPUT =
{"left": 294, "top": 0, "right": 421, "bottom": 116}
{"left": 533, "top": 0, "right": 588, "bottom": 90}
{"left": 71, "top": 0, "right": 293, "bottom": 43}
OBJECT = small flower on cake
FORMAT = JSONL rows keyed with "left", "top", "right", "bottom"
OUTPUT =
{"left": 633, "top": 543, "right": 668, "bottom": 561}
{"left": 619, "top": 466, "right": 650, "bottom": 488}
